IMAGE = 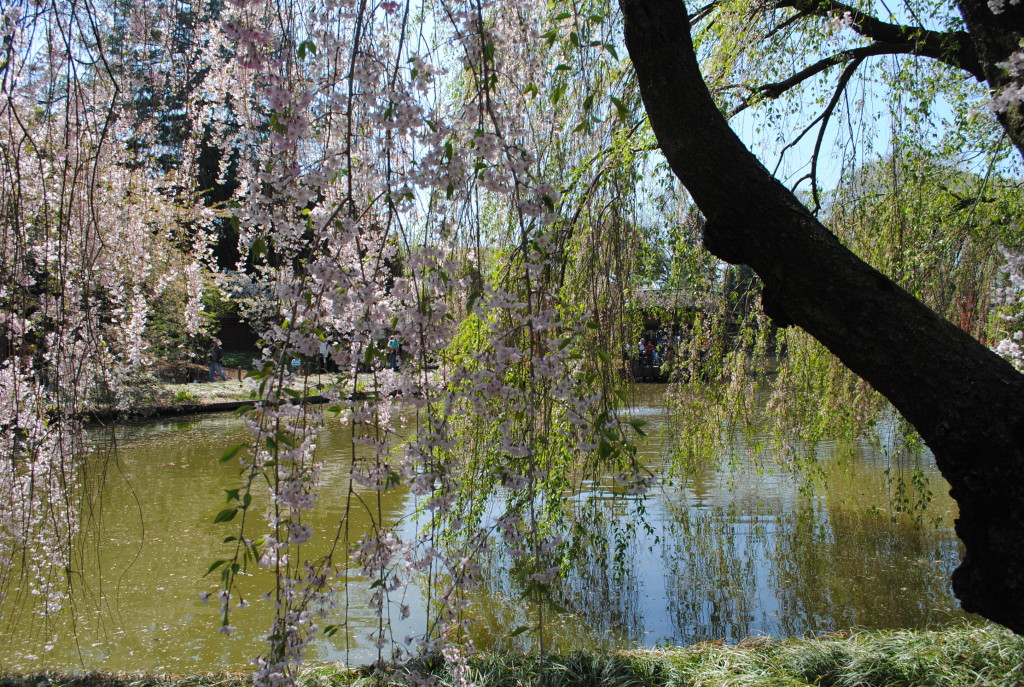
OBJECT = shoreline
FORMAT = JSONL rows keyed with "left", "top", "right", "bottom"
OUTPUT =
{"left": 0, "top": 624, "right": 1021, "bottom": 687}
{"left": 86, "top": 373, "right": 378, "bottom": 423}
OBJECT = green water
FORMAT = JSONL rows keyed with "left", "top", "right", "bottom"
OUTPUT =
{"left": 0, "top": 389, "right": 969, "bottom": 672}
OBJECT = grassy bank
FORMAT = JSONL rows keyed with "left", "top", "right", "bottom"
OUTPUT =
{"left": 3, "top": 624, "right": 1022, "bottom": 687}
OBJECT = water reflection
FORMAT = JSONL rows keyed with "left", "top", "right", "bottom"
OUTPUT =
{"left": 0, "top": 389, "right": 972, "bottom": 673}
{"left": 654, "top": 427, "right": 966, "bottom": 644}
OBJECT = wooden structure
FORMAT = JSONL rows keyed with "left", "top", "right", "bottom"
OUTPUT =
{"left": 627, "top": 288, "right": 709, "bottom": 382}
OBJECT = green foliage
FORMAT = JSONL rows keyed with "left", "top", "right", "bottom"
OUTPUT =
{"left": 827, "top": 149, "right": 1024, "bottom": 339}
{"left": 5, "top": 624, "right": 1024, "bottom": 686}
{"left": 174, "top": 388, "right": 197, "bottom": 402}
{"left": 146, "top": 272, "right": 221, "bottom": 364}
{"left": 272, "top": 624, "right": 1024, "bottom": 687}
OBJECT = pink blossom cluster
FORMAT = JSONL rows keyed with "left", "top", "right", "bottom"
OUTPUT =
{"left": 992, "top": 50, "right": 1024, "bottom": 114}
{"left": 0, "top": 0, "right": 227, "bottom": 627}
{"left": 3, "top": 0, "right": 655, "bottom": 679}
{"left": 994, "top": 247, "right": 1024, "bottom": 370}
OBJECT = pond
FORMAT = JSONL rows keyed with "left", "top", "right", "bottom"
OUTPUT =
{"left": 0, "top": 386, "right": 971, "bottom": 672}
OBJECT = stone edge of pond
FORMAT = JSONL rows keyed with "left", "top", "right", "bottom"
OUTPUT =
{"left": 4, "top": 624, "right": 1023, "bottom": 687}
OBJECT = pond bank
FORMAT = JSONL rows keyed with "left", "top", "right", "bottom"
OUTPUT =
{"left": 3, "top": 624, "right": 1021, "bottom": 687}
{"left": 87, "top": 373, "right": 380, "bottom": 422}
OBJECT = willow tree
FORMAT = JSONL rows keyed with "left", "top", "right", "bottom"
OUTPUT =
{"left": 620, "top": 0, "right": 1024, "bottom": 632}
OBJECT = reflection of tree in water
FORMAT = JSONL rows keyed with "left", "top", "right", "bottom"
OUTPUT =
{"left": 769, "top": 503, "right": 966, "bottom": 636}
{"left": 556, "top": 496, "right": 644, "bottom": 645}
{"left": 452, "top": 493, "right": 646, "bottom": 654}
{"left": 659, "top": 472, "right": 965, "bottom": 644}
{"left": 661, "top": 501, "right": 769, "bottom": 643}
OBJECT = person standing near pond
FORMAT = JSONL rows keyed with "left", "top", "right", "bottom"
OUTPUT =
{"left": 209, "top": 338, "right": 229, "bottom": 382}
{"left": 387, "top": 335, "right": 400, "bottom": 371}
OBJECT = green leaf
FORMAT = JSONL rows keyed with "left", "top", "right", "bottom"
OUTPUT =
{"left": 214, "top": 508, "right": 239, "bottom": 523}
{"left": 552, "top": 11, "right": 571, "bottom": 20}
{"left": 220, "top": 444, "right": 244, "bottom": 464}
{"left": 610, "top": 95, "right": 629, "bottom": 120}
{"left": 550, "top": 83, "right": 566, "bottom": 107}
{"left": 250, "top": 236, "right": 267, "bottom": 260}
{"left": 224, "top": 488, "right": 240, "bottom": 502}
{"left": 603, "top": 43, "right": 619, "bottom": 60}
{"left": 628, "top": 419, "right": 648, "bottom": 437}
{"left": 466, "top": 289, "right": 482, "bottom": 313}
{"left": 297, "top": 40, "right": 317, "bottom": 59}
{"left": 204, "top": 559, "right": 227, "bottom": 576}
{"left": 509, "top": 625, "right": 532, "bottom": 638}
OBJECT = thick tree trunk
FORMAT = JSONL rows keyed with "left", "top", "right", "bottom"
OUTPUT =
{"left": 619, "top": 0, "right": 1024, "bottom": 633}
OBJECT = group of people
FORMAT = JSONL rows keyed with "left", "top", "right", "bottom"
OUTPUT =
{"left": 636, "top": 330, "right": 677, "bottom": 370}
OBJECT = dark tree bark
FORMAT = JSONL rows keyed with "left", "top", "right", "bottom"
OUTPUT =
{"left": 956, "top": 0, "right": 1024, "bottom": 155}
{"left": 618, "top": 0, "right": 1024, "bottom": 632}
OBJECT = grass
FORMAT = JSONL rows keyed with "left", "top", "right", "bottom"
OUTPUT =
{"left": 3, "top": 624, "right": 1022, "bottom": 687}
{"left": 222, "top": 350, "right": 260, "bottom": 370}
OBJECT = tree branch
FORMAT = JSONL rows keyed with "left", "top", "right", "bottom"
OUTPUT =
{"left": 776, "top": 0, "right": 984, "bottom": 79}
{"left": 792, "top": 55, "right": 863, "bottom": 213}
{"left": 730, "top": 42, "right": 924, "bottom": 118}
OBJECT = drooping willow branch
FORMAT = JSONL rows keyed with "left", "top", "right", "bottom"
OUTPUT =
{"left": 783, "top": 55, "right": 864, "bottom": 213}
